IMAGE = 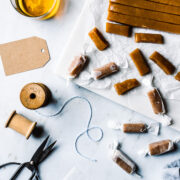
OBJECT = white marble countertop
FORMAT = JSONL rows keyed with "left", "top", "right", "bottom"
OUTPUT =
{"left": 0, "top": 0, "right": 180, "bottom": 180}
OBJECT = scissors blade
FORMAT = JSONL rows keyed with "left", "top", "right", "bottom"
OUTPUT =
{"left": 38, "top": 141, "right": 57, "bottom": 164}
{"left": 30, "top": 136, "right": 50, "bottom": 164}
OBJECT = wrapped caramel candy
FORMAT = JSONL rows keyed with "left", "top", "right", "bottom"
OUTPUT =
{"left": 108, "top": 120, "right": 160, "bottom": 135}
{"left": 147, "top": 88, "right": 165, "bottom": 115}
{"left": 92, "top": 62, "right": 119, "bottom": 80}
{"left": 135, "top": 33, "right": 163, "bottom": 44}
{"left": 149, "top": 51, "right": 175, "bottom": 75}
{"left": 68, "top": 55, "right": 87, "bottom": 78}
{"left": 88, "top": 27, "right": 109, "bottom": 51}
{"left": 114, "top": 79, "right": 140, "bottom": 95}
{"left": 130, "top": 48, "right": 150, "bottom": 76}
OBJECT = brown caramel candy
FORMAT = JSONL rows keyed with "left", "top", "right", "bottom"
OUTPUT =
{"left": 106, "top": 22, "right": 131, "bottom": 37}
{"left": 92, "top": 62, "right": 119, "bottom": 80}
{"left": 175, "top": 72, "right": 180, "bottom": 81}
{"left": 68, "top": 55, "right": 87, "bottom": 78}
{"left": 123, "top": 123, "right": 147, "bottom": 133}
{"left": 114, "top": 79, "right": 140, "bottom": 95}
{"left": 149, "top": 140, "right": 173, "bottom": 155}
{"left": 130, "top": 48, "right": 150, "bottom": 76}
{"left": 149, "top": 51, "right": 175, "bottom": 75}
{"left": 135, "top": 33, "right": 163, "bottom": 44}
{"left": 147, "top": 88, "right": 165, "bottom": 114}
{"left": 88, "top": 27, "right": 109, "bottom": 51}
{"left": 112, "top": 149, "right": 136, "bottom": 174}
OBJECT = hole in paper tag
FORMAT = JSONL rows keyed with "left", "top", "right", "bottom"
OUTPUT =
{"left": 0, "top": 36, "right": 50, "bottom": 76}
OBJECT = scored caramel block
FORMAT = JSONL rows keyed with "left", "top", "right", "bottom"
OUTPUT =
{"left": 88, "top": 27, "right": 109, "bottom": 51}
{"left": 107, "top": 11, "right": 180, "bottom": 34}
{"left": 106, "top": 22, "right": 131, "bottom": 37}
{"left": 175, "top": 72, "right": 180, "bottom": 81}
{"left": 68, "top": 55, "right": 87, "bottom": 78}
{"left": 130, "top": 48, "right": 150, "bottom": 76}
{"left": 148, "top": 0, "right": 180, "bottom": 7}
{"left": 149, "top": 51, "right": 175, "bottom": 75}
{"left": 149, "top": 140, "right": 174, "bottom": 155}
{"left": 92, "top": 62, "right": 119, "bottom": 80}
{"left": 114, "top": 79, "right": 140, "bottom": 95}
{"left": 112, "top": 149, "right": 136, "bottom": 174}
{"left": 147, "top": 88, "right": 165, "bottom": 115}
{"left": 109, "top": 3, "right": 180, "bottom": 25}
{"left": 123, "top": 123, "right": 147, "bottom": 133}
{"left": 135, "top": 33, "right": 163, "bottom": 44}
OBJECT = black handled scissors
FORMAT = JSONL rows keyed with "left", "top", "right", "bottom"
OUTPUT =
{"left": 0, "top": 136, "right": 56, "bottom": 180}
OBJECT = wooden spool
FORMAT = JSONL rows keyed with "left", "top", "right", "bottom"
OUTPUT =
{"left": 5, "top": 111, "right": 37, "bottom": 139}
{"left": 20, "top": 83, "right": 51, "bottom": 110}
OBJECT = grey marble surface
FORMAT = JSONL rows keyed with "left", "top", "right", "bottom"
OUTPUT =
{"left": 0, "top": 0, "right": 180, "bottom": 180}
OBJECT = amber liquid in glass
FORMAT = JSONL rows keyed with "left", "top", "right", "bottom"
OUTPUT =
{"left": 16, "top": 0, "right": 60, "bottom": 19}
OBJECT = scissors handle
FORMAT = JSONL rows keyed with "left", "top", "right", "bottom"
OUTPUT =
{"left": 10, "top": 162, "right": 28, "bottom": 180}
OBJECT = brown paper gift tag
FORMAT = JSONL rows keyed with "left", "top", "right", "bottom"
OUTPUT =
{"left": 0, "top": 36, "right": 50, "bottom": 76}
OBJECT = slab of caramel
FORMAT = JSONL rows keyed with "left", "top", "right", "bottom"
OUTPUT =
{"left": 130, "top": 48, "right": 150, "bottom": 76}
{"left": 148, "top": 0, "right": 180, "bottom": 7}
{"left": 149, "top": 140, "right": 173, "bottom": 155}
{"left": 114, "top": 79, "right": 140, "bottom": 95}
{"left": 109, "top": 0, "right": 180, "bottom": 16}
{"left": 147, "top": 89, "right": 165, "bottom": 114}
{"left": 107, "top": 11, "right": 180, "bottom": 34}
{"left": 123, "top": 123, "right": 147, "bottom": 133}
{"left": 109, "top": 3, "right": 180, "bottom": 25}
{"left": 149, "top": 51, "right": 175, "bottom": 75}
{"left": 106, "top": 22, "right": 131, "bottom": 37}
{"left": 135, "top": 33, "right": 163, "bottom": 44}
{"left": 88, "top": 27, "right": 109, "bottom": 51}
{"left": 175, "top": 72, "right": 180, "bottom": 81}
{"left": 93, "top": 62, "right": 119, "bottom": 80}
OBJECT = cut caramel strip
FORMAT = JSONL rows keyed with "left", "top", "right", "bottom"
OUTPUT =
{"left": 149, "top": 140, "right": 173, "bottom": 155}
{"left": 175, "top": 72, "right": 180, "bottom": 81}
{"left": 110, "top": 0, "right": 180, "bottom": 16}
{"left": 135, "top": 33, "right": 163, "bottom": 44}
{"left": 107, "top": 11, "right": 180, "bottom": 34}
{"left": 148, "top": 0, "right": 180, "bottom": 7}
{"left": 149, "top": 51, "right": 175, "bottom": 75}
{"left": 123, "top": 123, "right": 147, "bottom": 133}
{"left": 130, "top": 48, "right": 150, "bottom": 76}
{"left": 109, "top": 3, "right": 180, "bottom": 25}
{"left": 88, "top": 27, "right": 109, "bottom": 51}
{"left": 114, "top": 79, "right": 140, "bottom": 95}
{"left": 106, "top": 22, "right": 131, "bottom": 37}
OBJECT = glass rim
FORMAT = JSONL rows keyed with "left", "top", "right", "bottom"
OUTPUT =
{"left": 10, "top": 0, "right": 58, "bottom": 19}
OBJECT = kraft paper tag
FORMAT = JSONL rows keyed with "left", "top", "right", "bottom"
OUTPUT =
{"left": 0, "top": 36, "right": 50, "bottom": 76}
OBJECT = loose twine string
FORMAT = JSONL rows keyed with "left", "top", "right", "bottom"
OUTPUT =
{"left": 35, "top": 96, "right": 104, "bottom": 162}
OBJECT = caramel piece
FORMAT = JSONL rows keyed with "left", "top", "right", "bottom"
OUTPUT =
{"left": 114, "top": 79, "right": 140, "bottom": 95}
{"left": 107, "top": 11, "right": 180, "bottom": 34}
{"left": 123, "top": 123, "right": 147, "bottom": 133}
{"left": 130, "top": 48, "right": 150, "bottom": 76}
{"left": 5, "top": 111, "right": 37, "bottom": 139}
{"left": 88, "top": 27, "right": 109, "bottom": 51}
{"left": 148, "top": 0, "right": 180, "bottom": 7}
{"left": 175, "top": 72, "right": 180, "bottom": 81}
{"left": 92, "top": 62, "right": 119, "bottom": 80}
{"left": 149, "top": 140, "right": 174, "bottom": 155}
{"left": 147, "top": 88, "right": 165, "bottom": 114}
{"left": 109, "top": 3, "right": 180, "bottom": 25}
{"left": 149, "top": 51, "right": 175, "bottom": 75}
{"left": 112, "top": 149, "right": 136, "bottom": 174}
{"left": 135, "top": 33, "right": 163, "bottom": 44}
{"left": 106, "top": 22, "right": 131, "bottom": 37}
{"left": 110, "top": 0, "right": 180, "bottom": 16}
{"left": 68, "top": 55, "right": 87, "bottom": 78}
{"left": 20, "top": 83, "right": 51, "bottom": 110}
